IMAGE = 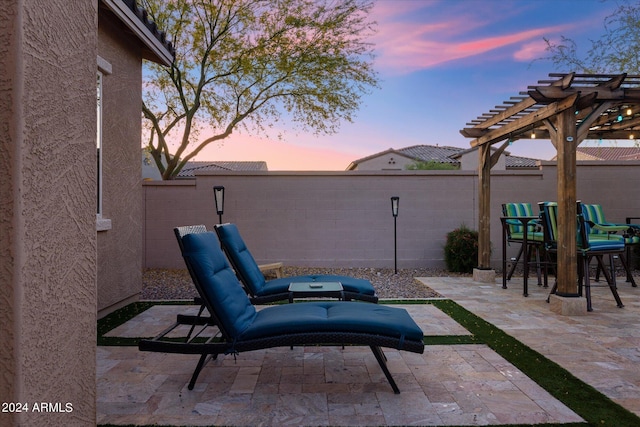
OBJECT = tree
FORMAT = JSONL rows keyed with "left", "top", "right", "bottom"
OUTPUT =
{"left": 405, "top": 160, "right": 458, "bottom": 171}
{"left": 140, "top": 0, "right": 379, "bottom": 179}
{"left": 543, "top": 1, "right": 640, "bottom": 73}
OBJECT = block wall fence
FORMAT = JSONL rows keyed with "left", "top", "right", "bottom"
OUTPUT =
{"left": 144, "top": 161, "right": 640, "bottom": 270}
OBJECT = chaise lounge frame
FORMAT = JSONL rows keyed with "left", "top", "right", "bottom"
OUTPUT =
{"left": 139, "top": 230, "right": 424, "bottom": 393}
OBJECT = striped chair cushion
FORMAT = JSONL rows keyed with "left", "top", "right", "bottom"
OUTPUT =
{"left": 502, "top": 203, "right": 538, "bottom": 238}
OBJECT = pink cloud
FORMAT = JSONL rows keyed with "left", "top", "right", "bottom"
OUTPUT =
{"left": 370, "top": 1, "right": 574, "bottom": 75}
{"left": 513, "top": 39, "right": 552, "bottom": 62}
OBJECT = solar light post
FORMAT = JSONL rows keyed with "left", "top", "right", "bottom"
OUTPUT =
{"left": 391, "top": 196, "right": 399, "bottom": 274}
{"left": 213, "top": 186, "right": 225, "bottom": 224}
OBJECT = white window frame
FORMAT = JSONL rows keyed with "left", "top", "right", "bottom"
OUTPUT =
{"left": 97, "top": 56, "right": 112, "bottom": 231}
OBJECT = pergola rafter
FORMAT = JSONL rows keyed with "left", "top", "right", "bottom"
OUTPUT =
{"left": 460, "top": 72, "right": 640, "bottom": 301}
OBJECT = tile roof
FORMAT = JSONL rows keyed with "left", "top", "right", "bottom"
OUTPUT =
{"left": 349, "top": 144, "right": 540, "bottom": 169}
{"left": 397, "top": 145, "right": 462, "bottom": 164}
{"left": 576, "top": 147, "right": 640, "bottom": 161}
{"left": 122, "top": 0, "right": 175, "bottom": 56}
{"left": 177, "top": 161, "right": 268, "bottom": 177}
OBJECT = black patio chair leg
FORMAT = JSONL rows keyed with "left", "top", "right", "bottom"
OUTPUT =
{"left": 583, "top": 256, "right": 593, "bottom": 312}
{"left": 370, "top": 346, "right": 400, "bottom": 394}
{"left": 625, "top": 244, "right": 635, "bottom": 284}
{"left": 594, "top": 262, "right": 602, "bottom": 282}
{"left": 593, "top": 255, "right": 624, "bottom": 309}
{"left": 617, "top": 253, "right": 637, "bottom": 287}
{"left": 546, "top": 280, "right": 557, "bottom": 303}
{"left": 506, "top": 245, "right": 524, "bottom": 281}
{"left": 606, "top": 255, "right": 624, "bottom": 308}
{"left": 188, "top": 353, "right": 212, "bottom": 390}
{"left": 533, "top": 245, "right": 543, "bottom": 286}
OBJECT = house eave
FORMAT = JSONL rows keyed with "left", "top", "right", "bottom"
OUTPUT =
{"left": 102, "top": 0, "right": 173, "bottom": 66}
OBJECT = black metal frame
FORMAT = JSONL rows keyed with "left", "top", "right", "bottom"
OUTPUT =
{"left": 142, "top": 225, "right": 421, "bottom": 392}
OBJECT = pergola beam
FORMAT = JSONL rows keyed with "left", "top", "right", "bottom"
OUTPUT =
{"left": 467, "top": 93, "right": 579, "bottom": 147}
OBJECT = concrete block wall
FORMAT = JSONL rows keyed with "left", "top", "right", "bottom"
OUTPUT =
{"left": 144, "top": 161, "right": 640, "bottom": 270}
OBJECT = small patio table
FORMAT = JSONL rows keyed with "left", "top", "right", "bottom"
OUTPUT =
{"left": 500, "top": 216, "right": 539, "bottom": 297}
{"left": 288, "top": 281, "right": 344, "bottom": 303}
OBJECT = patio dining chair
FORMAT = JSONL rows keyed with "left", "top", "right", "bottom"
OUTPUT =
{"left": 139, "top": 231, "right": 424, "bottom": 393}
{"left": 581, "top": 203, "right": 639, "bottom": 287}
{"left": 501, "top": 203, "right": 545, "bottom": 286}
{"left": 538, "top": 201, "right": 625, "bottom": 311}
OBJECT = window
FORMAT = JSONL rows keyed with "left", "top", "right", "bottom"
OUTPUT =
{"left": 96, "top": 56, "right": 112, "bottom": 231}
{"left": 97, "top": 71, "right": 103, "bottom": 216}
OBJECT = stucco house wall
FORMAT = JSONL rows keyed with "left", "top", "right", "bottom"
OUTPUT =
{"left": 457, "top": 149, "right": 507, "bottom": 170}
{"left": 96, "top": 7, "right": 145, "bottom": 315}
{"left": 1, "top": 1, "right": 97, "bottom": 425}
{"left": 2, "top": 0, "right": 174, "bottom": 423}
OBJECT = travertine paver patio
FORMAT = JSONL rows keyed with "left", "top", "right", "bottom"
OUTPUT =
{"left": 97, "top": 302, "right": 583, "bottom": 426}
{"left": 420, "top": 275, "right": 640, "bottom": 419}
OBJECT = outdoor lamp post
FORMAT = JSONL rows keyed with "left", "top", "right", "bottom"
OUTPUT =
{"left": 391, "top": 196, "right": 399, "bottom": 274}
{"left": 213, "top": 186, "right": 225, "bottom": 224}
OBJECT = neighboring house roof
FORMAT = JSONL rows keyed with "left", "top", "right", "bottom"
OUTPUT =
{"left": 177, "top": 161, "right": 268, "bottom": 177}
{"left": 347, "top": 144, "right": 540, "bottom": 170}
{"left": 345, "top": 148, "right": 417, "bottom": 169}
{"left": 100, "top": 0, "right": 175, "bottom": 66}
{"left": 398, "top": 145, "right": 462, "bottom": 165}
{"left": 574, "top": 147, "right": 640, "bottom": 161}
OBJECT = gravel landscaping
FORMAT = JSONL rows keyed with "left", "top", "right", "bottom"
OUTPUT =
{"left": 142, "top": 266, "right": 470, "bottom": 300}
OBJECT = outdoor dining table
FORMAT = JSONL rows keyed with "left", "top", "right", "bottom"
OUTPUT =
{"left": 500, "top": 215, "right": 539, "bottom": 297}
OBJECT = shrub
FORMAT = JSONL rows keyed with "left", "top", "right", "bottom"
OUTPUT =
{"left": 444, "top": 224, "right": 479, "bottom": 273}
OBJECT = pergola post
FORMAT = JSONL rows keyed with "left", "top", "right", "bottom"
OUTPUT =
{"left": 554, "top": 106, "right": 579, "bottom": 297}
{"left": 477, "top": 143, "right": 492, "bottom": 269}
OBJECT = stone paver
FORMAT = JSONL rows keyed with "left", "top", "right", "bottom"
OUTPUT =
{"left": 419, "top": 275, "right": 640, "bottom": 419}
{"left": 97, "top": 301, "right": 584, "bottom": 426}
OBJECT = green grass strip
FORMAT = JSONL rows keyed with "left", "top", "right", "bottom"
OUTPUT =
{"left": 423, "top": 335, "right": 480, "bottom": 345}
{"left": 97, "top": 301, "right": 195, "bottom": 346}
{"left": 432, "top": 299, "right": 640, "bottom": 427}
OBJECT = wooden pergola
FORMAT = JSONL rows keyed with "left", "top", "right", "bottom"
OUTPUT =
{"left": 461, "top": 72, "right": 640, "bottom": 298}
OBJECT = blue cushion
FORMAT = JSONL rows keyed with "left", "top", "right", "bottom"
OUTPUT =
{"left": 508, "top": 231, "right": 544, "bottom": 242}
{"left": 181, "top": 232, "right": 257, "bottom": 337}
{"left": 217, "top": 224, "right": 376, "bottom": 297}
{"left": 581, "top": 204, "right": 608, "bottom": 235}
{"left": 587, "top": 239, "right": 624, "bottom": 252}
{"left": 215, "top": 224, "right": 268, "bottom": 295}
{"left": 239, "top": 302, "right": 424, "bottom": 343}
{"left": 502, "top": 203, "right": 536, "bottom": 235}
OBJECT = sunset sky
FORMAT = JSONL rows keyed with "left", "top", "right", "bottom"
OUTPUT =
{"left": 195, "top": 0, "right": 618, "bottom": 170}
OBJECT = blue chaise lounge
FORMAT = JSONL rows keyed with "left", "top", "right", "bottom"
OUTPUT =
{"left": 139, "top": 231, "right": 424, "bottom": 393}
{"left": 214, "top": 223, "right": 378, "bottom": 303}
